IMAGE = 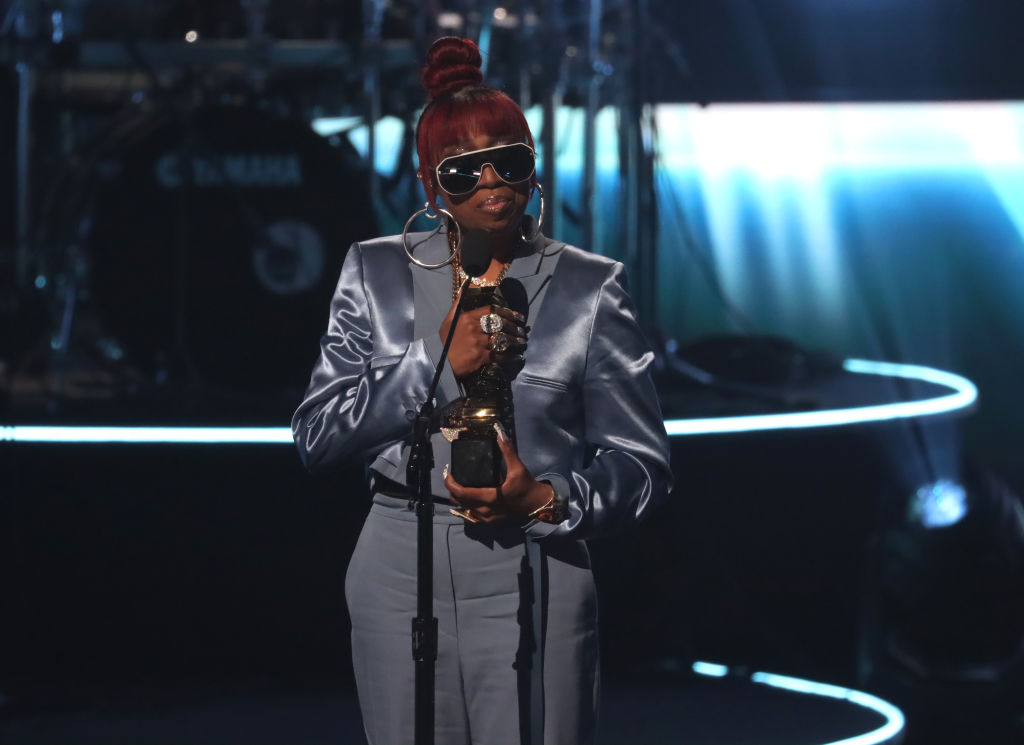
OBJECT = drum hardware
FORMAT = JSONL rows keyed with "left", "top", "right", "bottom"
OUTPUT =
{"left": 52, "top": 38, "right": 417, "bottom": 72}
{"left": 20, "top": 99, "right": 378, "bottom": 414}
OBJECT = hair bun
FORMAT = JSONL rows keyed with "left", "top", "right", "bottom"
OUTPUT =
{"left": 420, "top": 36, "right": 484, "bottom": 100}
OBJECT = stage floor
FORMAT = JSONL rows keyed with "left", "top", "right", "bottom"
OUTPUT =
{"left": 2, "top": 430, "right": 1021, "bottom": 745}
{"left": 0, "top": 675, "right": 899, "bottom": 745}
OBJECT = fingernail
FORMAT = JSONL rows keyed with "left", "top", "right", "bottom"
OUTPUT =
{"left": 442, "top": 463, "right": 449, "bottom": 480}
{"left": 493, "top": 422, "right": 508, "bottom": 442}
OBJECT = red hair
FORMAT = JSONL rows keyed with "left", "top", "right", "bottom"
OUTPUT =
{"left": 416, "top": 37, "right": 534, "bottom": 205}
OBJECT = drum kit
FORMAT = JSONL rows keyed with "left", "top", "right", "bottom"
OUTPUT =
{"left": 1, "top": 1, "right": 424, "bottom": 417}
{"left": 0, "top": 1, "right": 593, "bottom": 417}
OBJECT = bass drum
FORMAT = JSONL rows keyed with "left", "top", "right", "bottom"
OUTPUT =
{"left": 85, "top": 104, "right": 377, "bottom": 401}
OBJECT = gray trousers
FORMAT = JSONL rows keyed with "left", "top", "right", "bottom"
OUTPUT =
{"left": 346, "top": 494, "right": 600, "bottom": 745}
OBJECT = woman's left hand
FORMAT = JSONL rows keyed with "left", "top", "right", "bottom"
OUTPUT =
{"left": 444, "top": 423, "right": 554, "bottom": 523}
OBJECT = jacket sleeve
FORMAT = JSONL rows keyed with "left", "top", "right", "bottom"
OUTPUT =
{"left": 527, "top": 261, "right": 673, "bottom": 540}
{"left": 291, "top": 244, "right": 437, "bottom": 472}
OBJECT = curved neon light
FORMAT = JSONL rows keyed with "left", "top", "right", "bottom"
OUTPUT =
{"left": 0, "top": 359, "right": 976, "bottom": 444}
{"left": 693, "top": 661, "right": 905, "bottom": 745}
{"left": 664, "top": 358, "right": 977, "bottom": 436}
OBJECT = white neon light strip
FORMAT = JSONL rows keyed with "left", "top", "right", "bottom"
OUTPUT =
{"left": 692, "top": 661, "right": 905, "bottom": 745}
{"left": 0, "top": 426, "right": 293, "bottom": 444}
{"left": 664, "top": 358, "right": 977, "bottom": 436}
{"left": 751, "top": 672, "right": 905, "bottom": 745}
{"left": 0, "top": 358, "right": 976, "bottom": 444}
{"left": 691, "top": 661, "right": 730, "bottom": 678}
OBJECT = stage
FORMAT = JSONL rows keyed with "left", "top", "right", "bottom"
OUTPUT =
{"left": 2, "top": 405, "right": 1021, "bottom": 745}
{"left": 0, "top": 674, "right": 899, "bottom": 745}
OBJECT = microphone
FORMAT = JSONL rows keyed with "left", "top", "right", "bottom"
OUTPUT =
{"left": 448, "top": 229, "right": 514, "bottom": 488}
{"left": 498, "top": 277, "right": 529, "bottom": 325}
{"left": 458, "top": 229, "right": 492, "bottom": 278}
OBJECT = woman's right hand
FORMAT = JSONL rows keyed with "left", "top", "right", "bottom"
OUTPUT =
{"left": 440, "top": 300, "right": 526, "bottom": 378}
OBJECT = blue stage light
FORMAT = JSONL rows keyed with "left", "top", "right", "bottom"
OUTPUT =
{"left": 664, "top": 358, "right": 976, "bottom": 436}
{"left": 909, "top": 478, "right": 968, "bottom": 528}
{"left": 750, "top": 671, "right": 905, "bottom": 745}
{"left": 690, "top": 661, "right": 729, "bottom": 677}
{"left": 693, "top": 661, "right": 906, "bottom": 745}
{"left": 0, "top": 359, "right": 976, "bottom": 444}
{"left": 0, "top": 426, "right": 294, "bottom": 444}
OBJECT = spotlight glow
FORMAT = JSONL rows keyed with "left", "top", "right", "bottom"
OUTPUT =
{"left": 664, "top": 358, "right": 977, "bottom": 436}
{"left": 437, "top": 12, "right": 463, "bottom": 30}
{"left": 693, "top": 661, "right": 905, "bottom": 745}
{"left": 310, "top": 115, "right": 363, "bottom": 137}
{"left": 333, "top": 115, "right": 406, "bottom": 174}
{"left": 656, "top": 102, "right": 1024, "bottom": 172}
{"left": 909, "top": 478, "right": 968, "bottom": 528}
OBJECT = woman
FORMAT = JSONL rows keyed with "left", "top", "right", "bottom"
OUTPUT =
{"left": 292, "top": 37, "right": 672, "bottom": 745}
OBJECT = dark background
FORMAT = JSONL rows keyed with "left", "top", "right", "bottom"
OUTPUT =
{"left": 3, "top": 2, "right": 1024, "bottom": 744}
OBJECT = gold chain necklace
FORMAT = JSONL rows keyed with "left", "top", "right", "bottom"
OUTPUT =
{"left": 448, "top": 232, "right": 512, "bottom": 301}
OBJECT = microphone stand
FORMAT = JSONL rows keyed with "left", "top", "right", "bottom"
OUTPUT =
{"left": 407, "top": 273, "right": 475, "bottom": 745}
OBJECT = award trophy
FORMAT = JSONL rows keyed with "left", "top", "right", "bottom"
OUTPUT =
{"left": 445, "top": 285, "right": 517, "bottom": 488}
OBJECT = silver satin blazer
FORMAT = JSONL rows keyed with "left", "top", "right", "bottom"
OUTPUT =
{"left": 292, "top": 229, "right": 672, "bottom": 539}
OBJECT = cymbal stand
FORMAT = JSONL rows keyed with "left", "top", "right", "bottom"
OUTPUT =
{"left": 6, "top": 0, "right": 37, "bottom": 291}
{"left": 362, "top": 0, "right": 386, "bottom": 213}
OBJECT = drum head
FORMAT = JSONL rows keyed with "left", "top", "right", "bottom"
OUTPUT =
{"left": 86, "top": 105, "right": 377, "bottom": 401}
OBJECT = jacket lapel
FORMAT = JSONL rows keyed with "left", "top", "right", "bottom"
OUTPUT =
{"left": 405, "top": 231, "right": 566, "bottom": 400}
{"left": 506, "top": 236, "right": 565, "bottom": 321}
{"left": 408, "top": 229, "right": 455, "bottom": 319}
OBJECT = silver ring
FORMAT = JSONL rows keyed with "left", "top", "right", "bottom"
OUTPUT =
{"left": 480, "top": 313, "right": 503, "bottom": 334}
{"left": 491, "top": 332, "right": 511, "bottom": 353}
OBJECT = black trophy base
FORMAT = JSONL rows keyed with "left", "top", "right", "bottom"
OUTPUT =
{"left": 451, "top": 435, "right": 504, "bottom": 488}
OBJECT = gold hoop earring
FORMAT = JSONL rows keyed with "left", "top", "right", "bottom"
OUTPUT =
{"left": 402, "top": 203, "right": 460, "bottom": 269}
{"left": 520, "top": 183, "right": 545, "bottom": 243}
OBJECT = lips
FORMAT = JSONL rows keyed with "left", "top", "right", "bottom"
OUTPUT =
{"left": 479, "top": 195, "right": 513, "bottom": 214}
